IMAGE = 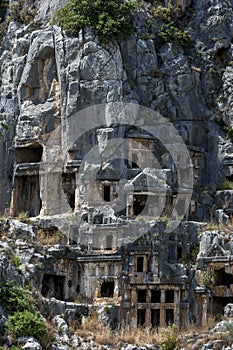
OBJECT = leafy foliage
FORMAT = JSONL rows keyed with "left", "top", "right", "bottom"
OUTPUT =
{"left": 150, "top": 4, "right": 192, "bottom": 47}
{"left": 0, "top": 280, "right": 32, "bottom": 314}
{"left": 161, "top": 325, "right": 178, "bottom": 350}
{"left": 219, "top": 180, "right": 233, "bottom": 190}
{"left": 6, "top": 311, "right": 46, "bottom": 340}
{"left": 53, "top": 0, "right": 140, "bottom": 42}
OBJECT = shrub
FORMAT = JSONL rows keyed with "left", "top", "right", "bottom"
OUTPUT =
{"left": 53, "top": 0, "right": 140, "bottom": 42}
{"left": 6, "top": 310, "right": 46, "bottom": 340}
{"left": 161, "top": 325, "right": 178, "bottom": 350}
{"left": 219, "top": 180, "right": 233, "bottom": 190}
{"left": 150, "top": 4, "right": 192, "bottom": 48}
{"left": 0, "top": 280, "right": 32, "bottom": 314}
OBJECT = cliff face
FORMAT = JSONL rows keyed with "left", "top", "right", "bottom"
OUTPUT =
{"left": 2, "top": 0, "right": 233, "bottom": 341}
{"left": 0, "top": 0, "right": 233, "bottom": 217}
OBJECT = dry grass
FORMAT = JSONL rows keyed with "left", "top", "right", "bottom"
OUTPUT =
{"left": 34, "top": 228, "right": 63, "bottom": 245}
{"left": 76, "top": 312, "right": 164, "bottom": 348}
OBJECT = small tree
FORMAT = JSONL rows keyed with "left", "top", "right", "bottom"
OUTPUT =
{"left": 53, "top": 0, "right": 140, "bottom": 42}
{"left": 6, "top": 311, "right": 46, "bottom": 340}
{"left": 0, "top": 280, "right": 32, "bottom": 314}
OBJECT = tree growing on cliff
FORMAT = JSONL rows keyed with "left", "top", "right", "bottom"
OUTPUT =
{"left": 53, "top": 0, "right": 140, "bottom": 42}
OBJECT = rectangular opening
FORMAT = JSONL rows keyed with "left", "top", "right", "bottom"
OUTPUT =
{"left": 13, "top": 175, "right": 41, "bottom": 217}
{"left": 151, "top": 309, "right": 160, "bottom": 327}
{"left": 151, "top": 289, "right": 161, "bottom": 303}
{"left": 137, "top": 289, "right": 147, "bottom": 303}
{"left": 133, "top": 195, "right": 148, "bottom": 216}
{"left": 166, "top": 309, "right": 174, "bottom": 325}
{"left": 165, "top": 290, "right": 174, "bottom": 303}
{"left": 136, "top": 256, "right": 144, "bottom": 272}
{"left": 104, "top": 185, "right": 111, "bottom": 202}
{"left": 42, "top": 274, "right": 65, "bottom": 301}
{"left": 177, "top": 246, "right": 182, "bottom": 260}
{"left": 132, "top": 153, "right": 139, "bottom": 168}
{"left": 16, "top": 144, "right": 43, "bottom": 163}
{"left": 137, "top": 309, "right": 146, "bottom": 326}
{"left": 106, "top": 235, "right": 113, "bottom": 250}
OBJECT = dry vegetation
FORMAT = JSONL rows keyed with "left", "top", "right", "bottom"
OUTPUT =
{"left": 69, "top": 312, "right": 232, "bottom": 349}
{"left": 70, "top": 313, "right": 229, "bottom": 350}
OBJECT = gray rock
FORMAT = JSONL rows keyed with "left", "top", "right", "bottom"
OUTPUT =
{"left": 9, "top": 220, "right": 35, "bottom": 241}
{"left": 17, "top": 337, "right": 43, "bottom": 350}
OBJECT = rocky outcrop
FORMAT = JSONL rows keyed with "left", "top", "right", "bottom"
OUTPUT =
{"left": 2, "top": 0, "right": 233, "bottom": 348}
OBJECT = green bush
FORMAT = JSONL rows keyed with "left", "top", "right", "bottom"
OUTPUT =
{"left": 0, "top": 280, "right": 32, "bottom": 314}
{"left": 219, "top": 180, "right": 233, "bottom": 190}
{"left": 6, "top": 311, "right": 46, "bottom": 340}
{"left": 150, "top": 4, "right": 192, "bottom": 47}
{"left": 161, "top": 325, "right": 178, "bottom": 350}
{"left": 53, "top": 0, "right": 140, "bottom": 42}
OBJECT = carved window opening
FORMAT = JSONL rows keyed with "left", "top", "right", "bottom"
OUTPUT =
{"left": 100, "top": 281, "right": 114, "bottom": 298}
{"left": 104, "top": 185, "right": 111, "bottom": 202}
{"left": 214, "top": 268, "right": 233, "bottom": 287}
{"left": 62, "top": 173, "right": 76, "bottom": 210}
{"left": 137, "top": 309, "right": 146, "bottom": 326}
{"left": 41, "top": 274, "right": 65, "bottom": 300}
{"left": 177, "top": 246, "right": 182, "bottom": 260}
{"left": 165, "top": 290, "right": 174, "bottom": 303}
{"left": 212, "top": 296, "right": 233, "bottom": 319}
{"left": 151, "top": 289, "right": 161, "bottom": 303}
{"left": 136, "top": 257, "right": 144, "bottom": 272}
{"left": 133, "top": 195, "right": 147, "bottom": 216}
{"left": 15, "top": 143, "right": 43, "bottom": 163}
{"left": 166, "top": 309, "right": 174, "bottom": 325}
{"left": 137, "top": 289, "right": 147, "bottom": 303}
{"left": 151, "top": 309, "right": 160, "bottom": 327}
{"left": 106, "top": 235, "right": 113, "bottom": 250}
{"left": 132, "top": 153, "right": 139, "bottom": 168}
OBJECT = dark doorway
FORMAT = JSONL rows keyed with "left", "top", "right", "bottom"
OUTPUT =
{"left": 62, "top": 173, "right": 76, "bottom": 210}
{"left": 136, "top": 257, "right": 144, "bottom": 272}
{"left": 214, "top": 268, "right": 233, "bottom": 287}
{"left": 101, "top": 281, "right": 114, "bottom": 297}
{"left": 132, "top": 153, "right": 139, "bottom": 168}
{"left": 177, "top": 246, "right": 182, "bottom": 260}
{"left": 42, "top": 274, "right": 65, "bottom": 300}
{"left": 104, "top": 185, "right": 111, "bottom": 202}
{"left": 15, "top": 144, "right": 43, "bottom": 163}
{"left": 165, "top": 290, "right": 174, "bottom": 303}
{"left": 151, "top": 309, "right": 160, "bottom": 327}
{"left": 14, "top": 175, "right": 41, "bottom": 217}
{"left": 137, "top": 309, "right": 146, "bottom": 326}
{"left": 106, "top": 235, "right": 113, "bottom": 250}
{"left": 212, "top": 296, "right": 233, "bottom": 319}
{"left": 166, "top": 309, "right": 174, "bottom": 325}
{"left": 151, "top": 289, "right": 161, "bottom": 303}
{"left": 137, "top": 289, "right": 147, "bottom": 303}
{"left": 133, "top": 195, "right": 147, "bottom": 216}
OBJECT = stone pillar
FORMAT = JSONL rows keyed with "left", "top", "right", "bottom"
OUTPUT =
{"left": 160, "top": 290, "right": 166, "bottom": 326}
{"left": 146, "top": 289, "right": 152, "bottom": 327}
{"left": 131, "top": 289, "right": 137, "bottom": 327}
{"left": 174, "top": 290, "right": 180, "bottom": 326}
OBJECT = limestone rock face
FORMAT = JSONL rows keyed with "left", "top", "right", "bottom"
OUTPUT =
{"left": 2, "top": 0, "right": 233, "bottom": 342}
{"left": 0, "top": 0, "right": 232, "bottom": 217}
